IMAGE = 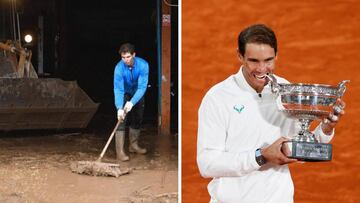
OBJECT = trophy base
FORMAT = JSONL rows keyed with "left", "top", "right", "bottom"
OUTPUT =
{"left": 283, "top": 141, "right": 332, "bottom": 161}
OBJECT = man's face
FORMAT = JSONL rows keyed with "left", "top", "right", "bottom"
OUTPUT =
{"left": 239, "top": 43, "right": 276, "bottom": 92}
{"left": 121, "top": 52, "right": 135, "bottom": 67}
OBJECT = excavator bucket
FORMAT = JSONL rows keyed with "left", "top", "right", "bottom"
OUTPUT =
{"left": 0, "top": 78, "right": 99, "bottom": 131}
{"left": 0, "top": 41, "right": 99, "bottom": 131}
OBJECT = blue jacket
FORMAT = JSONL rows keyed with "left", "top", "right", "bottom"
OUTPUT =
{"left": 114, "top": 56, "right": 149, "bottom": 110}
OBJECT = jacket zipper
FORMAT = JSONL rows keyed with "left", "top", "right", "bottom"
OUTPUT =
{"left": 130, "top": 68, "right": 133, "bottom": 83}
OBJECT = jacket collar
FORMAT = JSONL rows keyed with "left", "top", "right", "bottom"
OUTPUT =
{"left": 234, "top": 66, "right": 271, "bottom": 95}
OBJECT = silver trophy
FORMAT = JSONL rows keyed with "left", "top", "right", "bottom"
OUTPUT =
{"left": 266, "top": 74, "right": 349, "bottom": 161}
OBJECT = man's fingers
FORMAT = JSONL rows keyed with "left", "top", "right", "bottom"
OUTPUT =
{"left": 336, "top": 98, "right": 346, "bottom": 109}
{"left": 276, "top": 137, "right": 289, "bottom": 144}
{"left": 284, "top": 158, "right": 298, "bottom": 164}
{"left": 281, "top": 143, "right": 292, "bottom": 157}
{"left": 279, "top": 154, "right": 297, "bottom": 165}
{"left": 329, "top": 113, "right": 339, "bottom": 122}
{"left": 118, "top": 114, "right": 126, "bottom": 121}
{"left": 333, "top": 105, "right": 342, "bottom": 114}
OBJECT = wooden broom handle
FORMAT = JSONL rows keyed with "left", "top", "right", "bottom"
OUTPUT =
{"left": 97, "top": 118, "right": 123, "bottom": 161}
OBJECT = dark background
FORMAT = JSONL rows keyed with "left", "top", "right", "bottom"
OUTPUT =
{"left": 0, "top": 0, "right": 178, "bottom": 134}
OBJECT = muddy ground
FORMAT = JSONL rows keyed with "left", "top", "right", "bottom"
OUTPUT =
{"left": 0, "top": 124, "right": 178, "bottom": 202}
{"left": 182, "top": 0, "right": 360, "bottom": 202}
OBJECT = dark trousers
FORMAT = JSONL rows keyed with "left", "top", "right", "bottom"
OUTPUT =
{"left": 118, "top": 94, "right": 145, "bottom": 131}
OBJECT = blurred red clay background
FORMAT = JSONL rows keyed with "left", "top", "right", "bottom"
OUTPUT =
{"left": 182, "top": 0, "right": 360, "bottom": 202}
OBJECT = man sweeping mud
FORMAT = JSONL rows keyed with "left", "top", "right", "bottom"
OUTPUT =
{"left": 114, "top": 43, "right": 149, "bottom": 161}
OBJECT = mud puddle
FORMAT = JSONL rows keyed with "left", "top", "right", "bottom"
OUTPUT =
{"left": 0, "top": 126, "right": 178, "bottom": 202}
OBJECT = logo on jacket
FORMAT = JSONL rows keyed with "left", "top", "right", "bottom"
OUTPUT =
{"left": 233, "top": 104, "right": 245, "bottom": 113}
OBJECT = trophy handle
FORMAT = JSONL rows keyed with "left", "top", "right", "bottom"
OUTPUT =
{"left": 337, "top": 80, "right": 350, "bottom": 98}
{"left": 266, "top": 73, "right": 280, "bottom": 94}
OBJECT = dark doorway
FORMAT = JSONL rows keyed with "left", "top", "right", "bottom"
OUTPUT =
{"left": 2, "top": 0, "right": 161, "bottom": 133}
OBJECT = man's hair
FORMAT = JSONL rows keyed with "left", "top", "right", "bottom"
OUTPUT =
{"left": 238, "top": 24, "right": 277, "bottom": 56}
{"left": 119, "top": 43, "right": 135, "bottom": 55}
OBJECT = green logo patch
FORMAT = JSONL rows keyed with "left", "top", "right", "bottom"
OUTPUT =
{"left": 233, "top": 104, "right": 245, "bottom": 113}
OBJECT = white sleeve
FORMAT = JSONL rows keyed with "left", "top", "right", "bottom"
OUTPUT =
{"left": 313, "top": 124, "right": 334, "bottom": 143}
{"left": 196, "top": 94, "right": 260, "bottom": 178}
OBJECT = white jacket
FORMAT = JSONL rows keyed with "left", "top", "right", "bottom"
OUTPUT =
{"left": 197, "top": 67, "right": 333, "bottom": 203}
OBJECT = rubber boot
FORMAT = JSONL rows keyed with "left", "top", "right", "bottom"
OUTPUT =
{"left": 129, "top": 128, "right": 147, "bottom": 154}
{"left": 115, "top": 131, "right": 129, "bottom": 161}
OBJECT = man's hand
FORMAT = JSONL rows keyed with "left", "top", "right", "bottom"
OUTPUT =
{"left": 124, "top": 101, "right": 133, "bottom": 113}
{"left": 117, "top": 109, "right": 125, "bottom": 120}
{"left": 261, "top": 137, "right": 297, "bottom": 165}
{"left": 321, "top": 98, "right": 346, "bottom": 135}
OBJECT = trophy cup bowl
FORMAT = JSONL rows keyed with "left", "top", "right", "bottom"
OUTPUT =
{"left": 266, "top": 74, "right": 349, "bottom": 161}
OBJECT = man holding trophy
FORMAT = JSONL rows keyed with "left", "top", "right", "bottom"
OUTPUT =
{"left": 197, "top": 24, "right": 347, "bottom": 202}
